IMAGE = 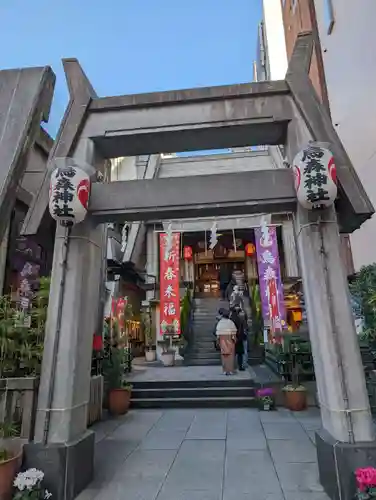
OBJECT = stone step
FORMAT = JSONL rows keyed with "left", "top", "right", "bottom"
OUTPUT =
{"left": 131, "top": 379, "right": 256, "bottom": 389}
{"left": 131, "top": 396, "right": 257, "bottom": 409}
{"left": 183, "top": 358, "right": 222, "bottom": 366}
{"left": 132, "top": 386, "right": 256, "bottom": 400}
{"left": 186, "top": 352, "right": 221, "bottom": 360}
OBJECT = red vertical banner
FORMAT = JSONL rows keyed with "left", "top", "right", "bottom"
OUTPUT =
{"left": 159, "top": 233, "right": 181, "bottom": 336}
{"left": 111, "top": 297, "right": 128, "bottom": 330}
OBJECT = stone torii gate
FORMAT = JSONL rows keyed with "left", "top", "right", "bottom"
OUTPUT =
{"left": 22, "top": 34, "right": 376, "bottom": 500}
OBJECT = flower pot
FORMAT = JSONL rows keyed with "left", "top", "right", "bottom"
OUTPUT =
{"left": 0, "top": 450, "right": 22, "bottom": 500}
{"left": 258, "top": 400, "right": 275, "bottom": 411}
{"left": 161, "top": 352, "right": 175, "bottom": 367}
{"left": 284, "top": 388, "right": 307, "bottom": 411}
{"left": 145, "top": 350, "right": 156, "bottom": 362}
{"left": 108, "top": 388, "right": 131, "bottom": 415}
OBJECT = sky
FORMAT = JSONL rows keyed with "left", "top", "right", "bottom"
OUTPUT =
{"left": 0, "top": 0, "right": 263, "bottom": 138}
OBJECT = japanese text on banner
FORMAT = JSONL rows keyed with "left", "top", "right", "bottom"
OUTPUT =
{"left": 254, "top": 225, "right": 286, "bottom": 336}
{"left": 159, "top": 233, "right": 181, "bottom": 336}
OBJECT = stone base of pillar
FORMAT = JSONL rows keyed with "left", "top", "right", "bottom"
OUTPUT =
{"left": 316, "top": 428, "right": 376, "bottom": 500}
{"left": 23, "top": 430, "right": 95, "bottom": 500}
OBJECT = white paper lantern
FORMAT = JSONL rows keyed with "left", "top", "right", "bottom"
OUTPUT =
{"left": 293, "top": 143, "right": 337, "bottom": 210}
{"left": 48, "top": 165, "right": 91, "bottom": 226}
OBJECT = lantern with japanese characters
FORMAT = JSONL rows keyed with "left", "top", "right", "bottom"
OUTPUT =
{"left": 245, "top": 243, "right": 256, "bottom": 257}
{"left": 183, "top": 246, "right": 193, "bottom": 261}
{"left": 48, "top": 164, "right": 91, "bottom": 226}
{"left": 293, "top": 143, "right": 337, "bottom": 210}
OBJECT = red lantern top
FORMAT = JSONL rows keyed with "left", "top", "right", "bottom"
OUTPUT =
{"left": 92, "top": 334, "right": 103, "bottom": 352}
{"left": 245, "top": 243, "right": 256, "bottom": 256}
{"left": 184, "top": 246, "right": 193, "bottom": 260}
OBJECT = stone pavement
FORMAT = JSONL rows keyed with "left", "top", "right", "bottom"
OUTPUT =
{"left": 77, "top": 407, "right": 329, "bottom": 500}
{"left": 128, "top": 364, "right": 255, "bottom": 382}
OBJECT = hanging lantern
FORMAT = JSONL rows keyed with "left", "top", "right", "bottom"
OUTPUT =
{"left": 245, "top": 243, "right": 256, "bottom": 257}
{"left": 293, "top": 142, "right": 337, "bottom": 210}
{"left": 48, "top": 164, "right": 91, "bottom": 226}
{"left": 92, "top": 334, "right": 103, "bottom": 352}
{"left": 184, "top": 246, "right": 193, "bottom": 260}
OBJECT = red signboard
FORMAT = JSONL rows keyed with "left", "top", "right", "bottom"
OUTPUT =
{"left": 159, "top": 233, "right": 181, "bottom": 336}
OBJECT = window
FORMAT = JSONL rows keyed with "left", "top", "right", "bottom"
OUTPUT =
{"left": 324, "top": 0, "right": 335, "bottom": 34}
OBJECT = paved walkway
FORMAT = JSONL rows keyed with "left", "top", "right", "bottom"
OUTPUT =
{"left": 78, "top": 408, "right": 329, "bottom": 500}
{"left": 128, "top": 364, "right": 255, "bottom": 382}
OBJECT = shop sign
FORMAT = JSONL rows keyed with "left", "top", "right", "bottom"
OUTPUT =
{"left": 159, "top": 233, "right": 180, "bottom": 336}
{"left": 254, "top": 225, "right": 286, "bottom": 336}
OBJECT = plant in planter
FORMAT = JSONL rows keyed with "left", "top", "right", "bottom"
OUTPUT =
{"left": 159, "top": 330, "right": 176, "bottom": 367}
{"left": 0, "top": 278, "right": 50, "bottom": 379}
{"left": 141, "top": 309, "right": 155, "bottom": 362}
{"left": 355, "top": 467, "right": 376, "bottom": 499}
{"left": 13, "top": 468, "right": 51, "bottom": 499}
{"left": 103, "top": 345, "right": 132, "bottom": 415}
{"left": 0, "top": 422, "right": 22, "bottom": 500}
{"left": 283, "top": 354, "right": 307, "bottom": 411}
{"left": 256, "top": 388, "right": 275, "bottom": 411}
{"left": 249, "top": 282, "right": 264, "bottom": 348}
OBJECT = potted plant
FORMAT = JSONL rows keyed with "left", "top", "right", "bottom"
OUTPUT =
{"left": 355, "top": 467, "right": 376, "bottom": 499}
{"left": 141, "top": 309, "right": 155, "bottom": 362}
{"left": 103, "top": 346, "right": 132, "bottom": 415}
{"left": 0, "top": 422, "right": 22, "bottom": 500}
{"left": 160, "top": 331, "right": 176, "bottom": 367}
{"left": 13, "top": 468, "right": 52, "bottom": 499}
{"left": 283, "top": 354, "right": 307, "bottom": 411}
{"left": 256, "top": 387, "right": 275, "bottom": 411}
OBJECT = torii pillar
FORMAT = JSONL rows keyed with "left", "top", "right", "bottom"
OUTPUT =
{"left": 285, "top": 34, "right": 376, "bottom": 500}
{"left": 23, "top": 62, "right": 107, "bottom": 500}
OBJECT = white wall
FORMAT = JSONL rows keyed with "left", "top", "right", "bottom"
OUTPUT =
{"left": 314, "top": 0, "right": 376, "bottom": 270}
{"left": 262, "top": 0, "right": 288, "bottom": 80}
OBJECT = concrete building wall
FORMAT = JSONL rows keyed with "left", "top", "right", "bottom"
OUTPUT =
{"left": 158, "top": 150, "right": 278, "bottom": 178}
{"left": 313, "top": 0, "right": 376, "bottom": 269}
{"left": 1, "top": 127, "right": 55, "bottom": 294}
{"left": 282, "top": 0, "right": 327, "bottom": 105}
{"left": 280, "top": 0, "right": 354, "bottom": 274}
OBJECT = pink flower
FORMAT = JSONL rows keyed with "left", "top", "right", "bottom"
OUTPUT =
{"left": 256, "top": 388, "right": 275, "bottom": 398}
{"left": 356, "top": 467, "right": 376, "bottom": 491}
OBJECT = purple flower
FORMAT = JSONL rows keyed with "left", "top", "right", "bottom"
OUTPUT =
{"left": 256, "top": 388, "right": 275, "bottom": 398}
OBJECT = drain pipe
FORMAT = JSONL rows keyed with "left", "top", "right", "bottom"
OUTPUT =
{"left": 318, "top": 217, "right": 354, "bottom": 444}
{"left": 42, "top": 225, "right": 71, "bottom": 445}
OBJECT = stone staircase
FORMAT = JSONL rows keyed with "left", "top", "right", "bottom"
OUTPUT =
{"left": 184, "top": 298, "right": 223, "bottom": 366}
{"left": 131, "top": 378, "right": 257, "bottom": 409}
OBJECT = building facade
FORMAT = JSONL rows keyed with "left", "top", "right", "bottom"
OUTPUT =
{"left": 280, "top": 0, "right": 355, "bottom": 273}
{"left": 281, "top": 0, "right": 374, "bottom": 271}
{"left": 254, "top": 0, "right": 288, "bottom": 82}
{"left": 311, "top": 0, "right": 376, "bottom": 270}
{"left": 0, "top": 127, "right": 56, "bottom": 298}
{"left": 113, "top": 149, "right": 308, "bottom": 358}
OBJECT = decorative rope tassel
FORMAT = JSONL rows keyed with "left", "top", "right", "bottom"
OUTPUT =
{"left": 232, "top": 228, "right": 237, "bottom": 252}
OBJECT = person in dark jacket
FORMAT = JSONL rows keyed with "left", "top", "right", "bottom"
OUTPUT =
{"left": 230, "top": 306, "right": 247, "bottom": 371}
{"left": 219, "top": 264, "right": 232, "bottom": 300}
